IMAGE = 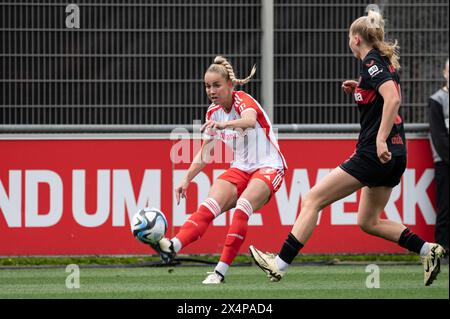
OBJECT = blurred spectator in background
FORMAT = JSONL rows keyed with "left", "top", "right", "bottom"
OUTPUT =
{"left": 428, "top": 58, "right": 449, "bottom": 258}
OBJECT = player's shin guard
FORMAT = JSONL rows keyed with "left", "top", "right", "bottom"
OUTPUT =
{"left": 175, "top": 198, "right": 220, "bottom": 248}
{"left": 219, "top": 199, "right": 251, "bottom": 266}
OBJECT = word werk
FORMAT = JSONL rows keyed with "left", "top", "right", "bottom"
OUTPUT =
{"left": 0, "top": 168, "right": 437, "bottom": 228}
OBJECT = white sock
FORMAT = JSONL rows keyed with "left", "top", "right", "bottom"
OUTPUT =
{"left": 171, "top": 237, "right": 182, "bottom": 253}
{"left": 275, "top": 255, "right": 289, "bottom": 272}
{"left": 420, "top": 242, "right": 431, "bottom": 257}
{"left": 214, "top": 261, "right": 229, "bottom": 277}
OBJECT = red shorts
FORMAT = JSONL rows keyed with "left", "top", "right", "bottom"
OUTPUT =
{"left": 217, "top": 167, "right": 285, "bottom": 198}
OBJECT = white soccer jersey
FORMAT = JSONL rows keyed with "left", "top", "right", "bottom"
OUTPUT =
{"left": 203, "top": 91, "right": 287, "bottom": 173}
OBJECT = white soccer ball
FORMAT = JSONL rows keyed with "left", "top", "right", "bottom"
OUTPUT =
{"left": 131, "top": 207, "right": 168, "bottom": 245}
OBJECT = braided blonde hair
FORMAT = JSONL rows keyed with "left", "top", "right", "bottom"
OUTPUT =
{"left": 350, "top": 10, "right": 400, "bottom": 69}
{"left": 207, "top": 56, "right": 256, "bottom": 86}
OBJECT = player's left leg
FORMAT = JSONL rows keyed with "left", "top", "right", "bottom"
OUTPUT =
{"left": 358, "top": 186, "right": 445, "bottom": 286}
{"left": 220, "top": 177, "right": 271, "bottom": 264}
{"left": 250, "top": 166, "right": 363, "bottom": 282}
{"left": 357, "top": 186, "right": 403, "bottom": 241}
{"left": 203, "top": 174, "right": 274, "bottom": 284}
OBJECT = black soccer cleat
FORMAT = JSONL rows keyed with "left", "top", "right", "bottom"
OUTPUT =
{"left": 150, "top": 238, "right": 176, "bottom": 264}
{"left": 421, "top": 243, "right": 446, "bottom": 286}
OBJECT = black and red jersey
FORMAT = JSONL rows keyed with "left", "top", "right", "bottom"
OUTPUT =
{"left": 354, "top": 49, "right": 406, "bottom": 156}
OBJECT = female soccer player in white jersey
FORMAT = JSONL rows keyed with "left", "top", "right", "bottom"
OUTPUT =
{"left": 151, "top": 56, "right": 287, "bottom": 284}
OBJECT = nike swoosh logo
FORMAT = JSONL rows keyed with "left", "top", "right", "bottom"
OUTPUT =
{"left": 253, "top": 250, "right": 281, "bottom": 280}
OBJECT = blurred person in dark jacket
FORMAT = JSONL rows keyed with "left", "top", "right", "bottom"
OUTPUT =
{"left": 428, "top": 58, "right": 449, "bottom": 257}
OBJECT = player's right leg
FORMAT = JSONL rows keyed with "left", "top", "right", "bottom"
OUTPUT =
{"left": 357, "top": 164, "right": 446, "bottom": 286}
{"left": 205, "top": 178, "right": 272, "bottom": 284}
{"left": 153, "top": 179, "right": 237, "bottom": 264}
{"left": 250, "top": 167, "right": 362, "bottom": 281}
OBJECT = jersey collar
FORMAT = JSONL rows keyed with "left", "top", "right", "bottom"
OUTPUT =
{"left": 218, "top": 91, "right": 237, "bottom": 114}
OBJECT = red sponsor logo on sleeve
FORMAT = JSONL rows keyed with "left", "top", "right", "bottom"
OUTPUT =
{"left": 365, "top": 60, "right": 375, "bottom": 67}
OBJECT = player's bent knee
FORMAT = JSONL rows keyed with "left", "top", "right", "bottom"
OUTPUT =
{"left": 300, "top": 193, "right": 323, "bottom": 213}
{"left": 358, "top": 220, "right": 378, "bottom": 235}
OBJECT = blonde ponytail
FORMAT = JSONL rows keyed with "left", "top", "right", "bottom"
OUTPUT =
{"left": 367, "top": 9, "right": 384, "bottom": 30}
{"left": 374, "top": 39, "right": 401, "bottom": 70}
{"left": 207, "top": 56, "right": 256, "bottom": 86}
{"left": 350, "top": 10, "right": 401, "bottom": 69}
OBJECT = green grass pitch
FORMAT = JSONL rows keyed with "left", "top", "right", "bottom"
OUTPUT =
{"left": 0, "top": 264, "right": 448, "bottom": 299}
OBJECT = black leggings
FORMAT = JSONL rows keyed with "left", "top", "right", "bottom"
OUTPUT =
{"left": 434, "top": 161, "right": 449, "bottom": 251}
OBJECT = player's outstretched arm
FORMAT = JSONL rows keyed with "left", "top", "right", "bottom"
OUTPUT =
{"left": 202, "top": 109, "right": 257, "bottom": 131}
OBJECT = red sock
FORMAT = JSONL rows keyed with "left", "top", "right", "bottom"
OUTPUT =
{"left": 175, "top": 198, "right": 220, "bottom": 248}
{"left": 219, "top": 208, "right": 250, "bottom": 265}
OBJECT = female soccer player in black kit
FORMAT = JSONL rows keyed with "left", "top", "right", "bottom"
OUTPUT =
{"left": 249, "top": 10, "right": 445, "bottom": 286}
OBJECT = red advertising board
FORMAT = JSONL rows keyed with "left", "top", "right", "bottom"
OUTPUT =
{"left": 0, "top": 137, "right": 437, "bottom": 255}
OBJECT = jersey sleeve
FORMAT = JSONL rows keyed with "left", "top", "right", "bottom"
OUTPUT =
{"left": 362, "top": 56, "right": 394, "bottom": 91}
{"left": 236, "top": 97, "right": 258, "bottom": 116}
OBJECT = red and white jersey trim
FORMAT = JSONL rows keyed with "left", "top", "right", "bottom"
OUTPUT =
{"left": 203, "top": 91, "right": 287, "bottom": 173}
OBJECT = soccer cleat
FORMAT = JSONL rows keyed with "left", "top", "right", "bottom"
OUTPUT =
{"left": 249, "top": 245, "right": 285, "bottom": 282}
{"left": 421, "top": 243, "right": 446, "bottom": 286}
{"left": 150, "top": 237, "right": 176, "bottom": 264}
{"left": 202, "top": 271, "right": 225, "bottom": 284}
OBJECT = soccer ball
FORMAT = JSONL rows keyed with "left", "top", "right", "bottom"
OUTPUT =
{"left": 131, "top": 207, "right": 168, "bottom": 245}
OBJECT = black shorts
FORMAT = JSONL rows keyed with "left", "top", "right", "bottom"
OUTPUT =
{"left": 339, "top": 151, "right": 407, "bottom": 188}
